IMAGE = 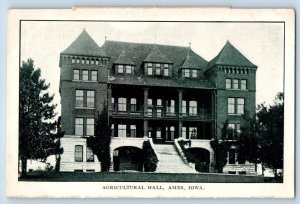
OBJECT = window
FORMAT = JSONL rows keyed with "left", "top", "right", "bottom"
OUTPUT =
{"left": 86, "top": 91, "right": 95, "bottom": 108}
{"left": 118, "top": 65, "right": 124, "bottom": 73}
{"left": 156, "top": 129, "right": 162, "bottom": 138}
{"left": 167, "top": 100, "right": 175, "bottom": 114}
{"left": 130, "top": 98, "right": 137, "bottom": 111}
{"left": 91, "top": 59, "right": 94, "bottom": 65}
{"left": 72, "top": 58, "right": 75, "bottom": 64}
{"left": 164, "top": 64, "right": 169, "bottom": 76}
{"left": 86, "top": 118, "right": 94, "bottom": 136}
{"left": 86, "top": 147, "right": 94, "bottom": 162}
{"left": 228, "top": 123, "right": 241, "bottom": 139}
{"left": 118, "top": 124, "right": 126, "bottom": 137}
{"left": 157, "top": 99, "right": 162, "bottom": 106}
{"left": 189, "top": 101, "right": 197, "bottom": 116}
{"left": 73, "top": 69, "right": 80, "bottom": 80}
{"left": 111, "top": 97, "right": 115, "bottom": 110}
{"left": 148, "top": 99, "right": 153, "bottom": 106}
{"left": 82, "top": 59, "right": 85, "bottom": 64}
{"left": 75, "top": 90, "right": 84, "bottom": 107}
{"left": 75, "top": 118, "right": 83, "bottom": 135}
{"left": 82, "top": 70, "right": 89, "bottom": 81}
{"left": 96, "top": 60, "right": 99, "bottom": 65}
{"left": 156, "top": 64, "right": 161, "bottom": 75}
{"left": 228, "top": 98, "right": 244, "bottom": 114}
{"left": 189, "top": 127, "right": 197, "bottom": 139}
{"left": 226, "top": 79, "right": 232, "bottom": 89}
{"left": 182, "top": 127, "right": 187, "bottom": 139}
{"left": 241, "top": 79, "right": 247, "bottom": 90}
{"left": 130, "top": 125, "right": 136, "bottom": 137}
{"left": 192, "top": 70, "right": 197, "bottom": 78}
{"left": 91, "top": 71, "right": 98, "bottom": 81}
{"left": 118, "top": 98, "right": 127, "bottom": 111}
{"left": 184, "top": 69, "right": 190, "bottom": 77}
{"left": 170, "top": 126, "right": 175, "bottom": 140}
{"left": 75, "top": 145, "right": 83, "bottom": 162}
{"left": 125, "top": 65, "right": 132, "bottom": 74}
{"left": 182, "top": 100, "right": 187, "bottom": 115}
{"left": 111, "top": 124, "right": 115, "bottom": 137}
{"left": 233, "top": 79, "right": 239, "bottom": 89}
{"left": 156, "top": 109, "right": 162, "bottom": 117}
{"left": 147, "top": 99, "right": 153, "bottom": 116}
{"left": 228, "top": 98, "right": 235, "bottom": 114}
{"left": 147, "top": 108, "right": 153, "bottom": 116}
{"left": 237, "top": 98, "right": 245, "bottom": 114}
{"left": 147, "top": 66, "right": 153, "bottom": 75}
{"left": 86, "top": 59, "right": 90, "bottom": 64}
{"left": 76, "top": 59, "right": 80, "bottom": 64}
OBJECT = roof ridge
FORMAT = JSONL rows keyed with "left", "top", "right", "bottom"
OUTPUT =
{"left": 105, "top": 40, "right": 189, "bottom": 49}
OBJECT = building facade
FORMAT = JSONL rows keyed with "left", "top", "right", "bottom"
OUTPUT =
{"left": 59, "top": 29, "right": 257, "bottom": 173}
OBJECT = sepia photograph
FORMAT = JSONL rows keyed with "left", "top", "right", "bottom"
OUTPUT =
{"left": 6, "top": 8, "right": 295, "bottom": 198}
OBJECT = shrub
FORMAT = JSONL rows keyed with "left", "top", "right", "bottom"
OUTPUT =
{"left": 143, "top": 141, "right": 158, "bottom": 172}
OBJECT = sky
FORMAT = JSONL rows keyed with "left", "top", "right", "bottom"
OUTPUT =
{"left": 21, "top": 21, "right": 284, "bottom": 117}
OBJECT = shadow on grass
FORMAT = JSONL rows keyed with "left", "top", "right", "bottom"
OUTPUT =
{"left": 19, "top": 171, "right": 282, "bottom": 183}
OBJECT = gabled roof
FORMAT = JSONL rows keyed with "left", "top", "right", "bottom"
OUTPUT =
{"left": 114, "top": 50, "right": 135, "bottom": 65}
{"left": 101, "top": 40, "right": 208, "bottom": 75}
{"left": 181, "top": 49, "right": 204, "bottom": 70}
{"left": 144, "top": 45, "right": 172, "bottom": 63}
{"left": 207, "top": 41, "right": 257, "bottom": 69}
{"left": 61, "top": 29, "right": 108, "bottom": 57}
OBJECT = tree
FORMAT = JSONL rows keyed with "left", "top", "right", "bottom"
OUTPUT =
{"left": 19, "top": 59, "right": 57, "bottom": 177}
{"left": 210, "top": 120, "right": 232, "bottom": 173}
{"left": 54, "top": 116, "right": 64, "bottom": 172}
{"left": 236, "top": 93, "right": 284, "bottom": 176}
{"left": 86, "top": 103, "right": 111, "bottom": 172}
{"left": 257, "top": 92, "right": 284, "bottom": 176}
{"left": 236, "top": 111, "right": 260, "bottom": 171}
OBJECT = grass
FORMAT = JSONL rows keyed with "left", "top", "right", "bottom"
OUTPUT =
{"left": 19, "top": 171, "right": 282, "bottom": 183}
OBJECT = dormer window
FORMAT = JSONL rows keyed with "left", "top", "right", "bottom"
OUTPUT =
{"left": 125, "top": 65, "right": 134, "bottom": 74}
{"left": 164, "top": 64, "right": 169, "bottom": 77}
{"left": 117, "top": 65, "right": 124, "bottom": 74}
{"left": 156, "top": 64, "right": 161, "bottom": 75}
{"left": 192, "top": 70, "right": 197, "bottom": 78}
{"left": 184, "top": 69, "right": 190, "bottom": 77}
{"left": 147, "top": 66, "right": 153, "bottom": 76}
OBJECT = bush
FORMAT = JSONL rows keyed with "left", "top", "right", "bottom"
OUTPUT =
{"left": 143, "top": 141, "right": 158, "bottom": 172}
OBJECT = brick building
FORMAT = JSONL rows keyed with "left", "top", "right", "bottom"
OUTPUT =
{"left": 59, "top": 29, "right": 257, "bottom": 173}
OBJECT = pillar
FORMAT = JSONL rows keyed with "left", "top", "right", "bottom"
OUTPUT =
{"left": 178, "top": 89, "right": 183, "bottom": 138}
{"left": 143, "top": 88, "right": 149, "bottom": 138}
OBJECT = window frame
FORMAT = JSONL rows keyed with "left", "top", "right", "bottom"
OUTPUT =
{"left": 117, "top": 65, "right": 124, "bottom": 74}
{"left": 237, "top": 98, "right": 245, "bottom": 114}
{"left": 82, "top": 70, "right": 89, "bottom": 81}
{"left": 74, "top": 145, "right": 83, "bottom": 162}
{"left": 241, "top": 79, "right": 247, "bottom": 90}
{"left": 73, "top": 69, "right": 80, "bottom": 80}
{"left": 189, "top": 101, "right": 197, "bottom": 116}
{"left": 130, "top": 125, "right": 136, "bottom": 137}
{"left": 233, "top": 79, "right": 239, "bottom": 89}
{"left": 228, "top": 98, "right": 235, "bottom": 114}
{"left": 86, "top": 118, "right": 94, "bottom": 136}
{"left": 91, "top": 70, "right": 98, "bottom": 81}
{"left": 118, "top": 97, "right": 127, "bottom": 112}
{"left": 75, "top": 118, "right": 84, "bottom": 135}
{"left": 130, "top": 98, "right": 137, "bottom": 112}
{"left": 192, "top": 70, "right": 197, "bottom": 78}
{"left": 75, "top": 90, "right": 84, "bottom": 107}
{"left": 86, "top": 90, "right": 95, "bottom": 108}
{"left": 125, "top": 65, "right": 132, "bottom": 74}
{"left": 226, "top": 78, "right": 232, "bottom": 89}
{"left": 86, "top": 147, "right": 94, "bottom": 162}
{"left": 118, "top": 124, "right": 127, "bottom": 137}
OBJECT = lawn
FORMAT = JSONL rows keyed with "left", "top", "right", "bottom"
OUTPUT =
{"left": 19, "top": 171, "right": 281, "bottom": 183}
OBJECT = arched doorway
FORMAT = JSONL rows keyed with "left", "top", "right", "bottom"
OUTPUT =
{"left": 113, "top": 146, "right": 143, "bottom": 172}
{"left": 185, "top": 148, "right": 210, "bottom": 172}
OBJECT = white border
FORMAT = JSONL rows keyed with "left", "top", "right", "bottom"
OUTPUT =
{"left": 6, "top": 7, "right": 295, "bottom": 198}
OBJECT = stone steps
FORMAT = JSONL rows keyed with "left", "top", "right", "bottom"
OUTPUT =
{"left": 155, "top": 144, "right": 197, "bottom": 173}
